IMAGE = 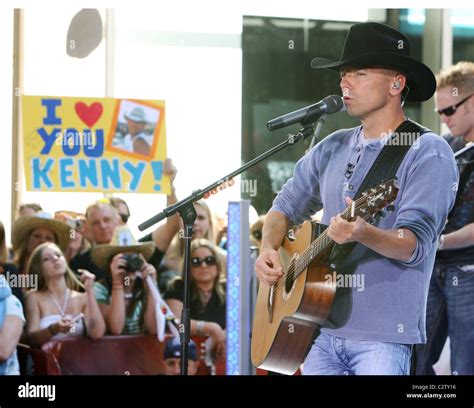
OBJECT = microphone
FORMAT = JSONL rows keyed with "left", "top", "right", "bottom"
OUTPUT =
{"left": 266, "top": 95, "right": 344, "bottom": 131}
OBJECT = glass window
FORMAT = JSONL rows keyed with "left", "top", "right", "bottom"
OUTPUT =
{"left": 451, "top": 9, "right": 474, "bottom": 63}
{"left": 241, "top": 13, "right": 409, "bottom": 214}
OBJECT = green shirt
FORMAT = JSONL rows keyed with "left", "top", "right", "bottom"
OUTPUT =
{"left": 94, "top": 282, "right": 144, "bottom": 334}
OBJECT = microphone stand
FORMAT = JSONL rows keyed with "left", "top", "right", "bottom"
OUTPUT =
{"left": 138, "top": 123, "right": 318, "bottom": 375}
{"left": 308, "top": 115, "right": 326, "bottom": 151}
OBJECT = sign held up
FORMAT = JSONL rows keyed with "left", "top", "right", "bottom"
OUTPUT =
{"left": 22, "top": 96, "right": 170, "bottom": 194}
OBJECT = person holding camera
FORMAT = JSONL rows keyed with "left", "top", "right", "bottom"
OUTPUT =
{"left": 92, "top": 226, "right": 158, "bottom": 335}
{"left": 70, "top": 158, "right": 179, "bottom": 283}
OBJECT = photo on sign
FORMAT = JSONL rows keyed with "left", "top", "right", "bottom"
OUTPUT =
{"left": 108, "top": 99, "right": 162, "bottom": 160}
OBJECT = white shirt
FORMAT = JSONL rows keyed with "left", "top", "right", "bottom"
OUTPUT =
{"left": 122, "top": 132, "right": 150, "bottom": 152}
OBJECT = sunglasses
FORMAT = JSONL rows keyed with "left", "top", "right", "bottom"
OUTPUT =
{"left": 119, "top": 213, "right": 130, "bottom": 223}
{"left": 191, "top": 256, "right": 217, "bottom": 267}
{"left": 54, "top": 211, "right": 86, "bottom": 231}
{"left": 435, "top": 94, "right": 473, "bottom": 117}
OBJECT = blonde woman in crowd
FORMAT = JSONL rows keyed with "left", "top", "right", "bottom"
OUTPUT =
{"left": 165, "top": 200, "right": 226, "bottom": 273}
{"left": 165, "top": 238, "right": 226, "bottom": 361}
{"left": 24, "top": 242, "right": 105, "bottom": 347}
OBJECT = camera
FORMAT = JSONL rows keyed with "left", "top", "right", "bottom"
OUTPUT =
{"left": 122, "top": 253, "right": 144, "bottom": 272}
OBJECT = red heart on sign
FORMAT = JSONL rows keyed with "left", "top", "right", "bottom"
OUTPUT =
{"left": 74, "top": 102, "right": 103, "bottom": 127}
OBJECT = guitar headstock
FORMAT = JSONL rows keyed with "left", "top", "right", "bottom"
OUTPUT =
{"left": 346, "top": 178, "right": 399, "bottom": 221}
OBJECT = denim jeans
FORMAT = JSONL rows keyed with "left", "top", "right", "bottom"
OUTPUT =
{"left": 303, "top": 331, "right": 412, "bottom": 375}
{"left": 414, "top": 265, "right": 474, "bottom": 375}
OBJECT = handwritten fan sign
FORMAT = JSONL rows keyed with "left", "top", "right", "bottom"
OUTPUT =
{"left": 22, "top": 96, "right": 170, "bottom": 194}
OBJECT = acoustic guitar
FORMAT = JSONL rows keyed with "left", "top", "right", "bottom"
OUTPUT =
{"left": 251, "top": 179, "right": 398, "bottom": 375}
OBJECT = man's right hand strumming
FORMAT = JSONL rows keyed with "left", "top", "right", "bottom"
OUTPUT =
{"left": 254, "top": 210, "right": 290, "bottom": 286}
{"left": 255, "top": 248, "right": 284, "bottom": 286}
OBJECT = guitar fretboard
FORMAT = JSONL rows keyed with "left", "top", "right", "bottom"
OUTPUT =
{"left": 290, "top": 182, "right": 395, "bottom": 280}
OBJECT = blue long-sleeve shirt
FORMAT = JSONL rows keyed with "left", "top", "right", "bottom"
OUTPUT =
{"left": 271, "top": 125, "right": 459, "bottom": 343}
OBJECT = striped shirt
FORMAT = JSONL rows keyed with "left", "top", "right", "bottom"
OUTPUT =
{"left": 94, "top": 282, "right": 144, "bottom": 334}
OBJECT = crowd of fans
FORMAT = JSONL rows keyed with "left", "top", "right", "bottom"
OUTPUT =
{"left": 0, "top": 159, "right": 264, "bottom": 375}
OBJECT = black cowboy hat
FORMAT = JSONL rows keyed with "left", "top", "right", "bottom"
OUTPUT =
{"left": 311, "top": 22, "right": 436, "bottom": 102}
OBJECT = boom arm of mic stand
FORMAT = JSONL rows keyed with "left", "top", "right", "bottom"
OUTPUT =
{"left": 137, "top": 121, "right": 321, "bottom": 375}
{"left": 138, "top": 124, "right": 317, "bottom": 233}
{"left": 138, "top": 191, "right": 204, "bottom": 231}
{"left": 308, "top": 115, "right": 326, "bottom": 151}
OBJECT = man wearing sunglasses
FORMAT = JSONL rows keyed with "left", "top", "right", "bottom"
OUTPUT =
{"left": 107, "top": 197, "right": 131, "bottom": 225}
{"left": 415, "top": 61, "right": 474, "bottom": 375}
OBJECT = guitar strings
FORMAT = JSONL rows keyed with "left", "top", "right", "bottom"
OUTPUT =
{"left": 272, "top": 194, "right": 365, "bottom": 292}
{"left": 270, "top": 183, "right": 392, "bottom": 292}
{"left": 283, "top": 184, "right": 390, "bottom": 284}
{"left": 274, "top": 182, "right": 393, "bottom": 291}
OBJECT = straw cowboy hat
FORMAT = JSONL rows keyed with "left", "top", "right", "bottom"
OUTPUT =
{"left": 311, "top": 22, "right": 436, "bottom": 102}
{"left": 124, "top": 106, "right": 148, "bottom": 123}
{"left": 91, "top": 226, "right": 155, "bottom": 270}
{"left": 11, "top": 212, "right": 71, "bottom": 252}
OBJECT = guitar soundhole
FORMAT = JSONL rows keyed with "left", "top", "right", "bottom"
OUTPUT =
{"left": 285, "top": 261, "right": 295, "bottom": 293}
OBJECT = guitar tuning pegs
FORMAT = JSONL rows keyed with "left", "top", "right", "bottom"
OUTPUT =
{"left": 386, "top": 204, "right": 395, "bottom": 213}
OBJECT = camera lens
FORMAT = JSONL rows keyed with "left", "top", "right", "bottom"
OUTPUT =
{"left": 123, "top": 253, "right": 144, "bottom": 272}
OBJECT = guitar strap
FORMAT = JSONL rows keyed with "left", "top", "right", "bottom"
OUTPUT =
{"left": 327, "top": 118, "right": 430, "bottom": 266}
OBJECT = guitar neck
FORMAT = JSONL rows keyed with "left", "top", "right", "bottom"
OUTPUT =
{"left": 294, "top": 206, "right": 358, "bottom": 277}
{"left": 293, "top": 179, "right": 398, "bottom": 279}
{"left": 296, "top": 227, "right": 333, "bottom": 276}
